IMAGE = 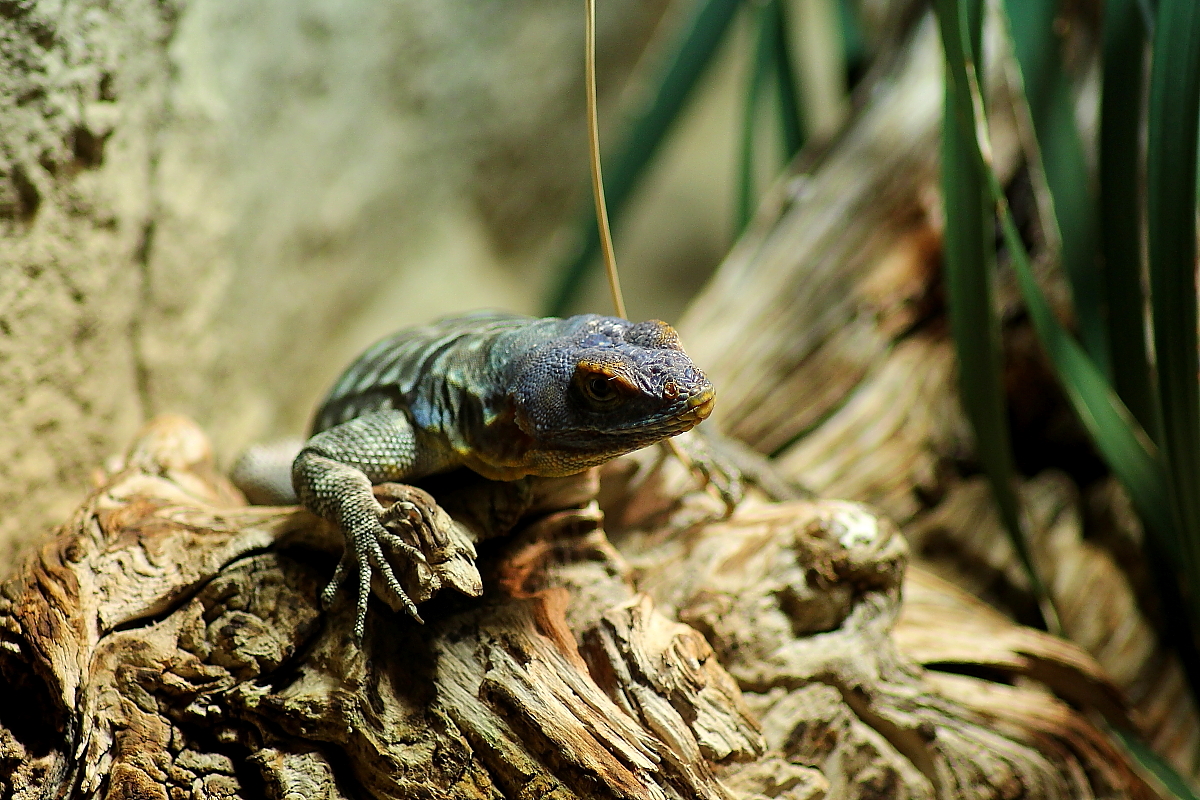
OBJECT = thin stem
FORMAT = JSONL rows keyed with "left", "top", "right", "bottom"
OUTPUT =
{"left": 586, "top": 0, "right": 626, "bottom": 319}
{"left": 545, "top": 0, "right": 739, "bottom": 316}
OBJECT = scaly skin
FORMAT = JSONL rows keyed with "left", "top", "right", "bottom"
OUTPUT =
{"left": 293, "top": 311, "right": 715, "bottom": 638}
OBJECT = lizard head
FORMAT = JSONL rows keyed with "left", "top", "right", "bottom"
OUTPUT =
{"left": 506, "top": 315, "right": 715, "bottom": 475}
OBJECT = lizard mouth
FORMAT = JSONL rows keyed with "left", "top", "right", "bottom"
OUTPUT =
{"left": 681, "top": 386, "right": 715, "bottom": 422}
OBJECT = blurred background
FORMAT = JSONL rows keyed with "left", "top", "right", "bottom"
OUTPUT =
{"left": 0, "top": 0, "right": 738, "bottom": 559}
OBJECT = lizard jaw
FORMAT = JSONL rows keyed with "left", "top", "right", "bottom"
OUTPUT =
{"left": 684, "top": 387, "right": 716, "bottom": 423}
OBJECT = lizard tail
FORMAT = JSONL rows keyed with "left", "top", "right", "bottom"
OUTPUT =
{"left": 231, "top": 437, "right": 305, "bottom": 505}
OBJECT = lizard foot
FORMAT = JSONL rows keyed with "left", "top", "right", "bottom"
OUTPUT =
{"left": 669, "top": 428, "right": 810, "bottom": 515}
{"left": 320, "top": 506, "right": 428, "bottom": 641}
{"left": 690, "top": 451, "right": 745, "bottom": 517}
{"left": 668, "top": 430, "right": 746, "bottom": 517}
{"left": 322, "top": 484, "right": 484, "bottom": 641}
{"left": 375, "top": 483, "right": 483, "bottom": 599}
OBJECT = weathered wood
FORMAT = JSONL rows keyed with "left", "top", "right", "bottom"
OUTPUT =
{"left": 601, "top": 450, "right": 1159, "bottom": 800}
{"left": 0, "top": 414, "right": 1159, "bottom": 799}
{"left": 903, "top": 473, "right": 1200, "bottom": 776}
{"left": 0, "top": 417, "right": 756, "bottom": 799}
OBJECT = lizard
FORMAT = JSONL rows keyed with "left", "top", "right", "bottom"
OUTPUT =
{"left": 282, "top": 310, "right": 718, "bottom": 640}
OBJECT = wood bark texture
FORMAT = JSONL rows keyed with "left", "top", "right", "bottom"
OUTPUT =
{"left": 0, "top": 414, "right": 1161, "bottom": 799}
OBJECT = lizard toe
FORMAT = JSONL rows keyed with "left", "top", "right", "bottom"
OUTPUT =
{"left": 354, "top": 559, "right": 372, "bottom": 642}
{"left": 379, "top": 499, "right": 418, "bottom": 528}
{"left": 378, "top": 504, "right": 432, "bottom": 565}
{"left": 670, "top": 431, "right": 747, "bottom": 516}
{"left": 379, "top": 531, "right": 429, "bottom": 567}
{"left": 365, "top": 531, "right": 426, "bottom": 623}
{"left": 321, "top": 552, "right": 351, "bottom": 609}
{"left": 692, "top": 450, "right": 745, "bottom": 514}
{"left": 712, "top": 470, "right": 745, "bottom": 518}
{"left": 380, "top": 499, "right": 445, "bottom": 556}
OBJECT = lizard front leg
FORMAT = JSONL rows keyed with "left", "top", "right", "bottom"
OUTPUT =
{"left": 292, "top": 410, "right": 454, "bottom": 639}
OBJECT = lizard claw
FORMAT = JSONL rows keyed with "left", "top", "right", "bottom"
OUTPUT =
{"left": 668, "top": 431, "right": 746, "bottom": 517}
{"left": 379, "top": 500, "right": 424, "bottom": 536}
{"left": 322, "top": 504, "right": 428, "bottom": 642}
{"left": 691, "top": 453, "right": 745, "bottom": 517}
{"left": 376, "top": 502, "right": 431, "bottom": 567}
{"left": 380, "top": 499, "right": 454, "bottom": 558}
{"left": 295, "top": 452, "right": 455, "bottom": 642}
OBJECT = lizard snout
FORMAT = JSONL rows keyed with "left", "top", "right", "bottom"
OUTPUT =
{"left": 684, "top": 386, "right": 716, "bottom": 422}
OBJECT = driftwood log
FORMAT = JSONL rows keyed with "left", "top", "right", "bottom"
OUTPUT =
{"left": 0, "top": 415, "right": 1162, "bottom": 798}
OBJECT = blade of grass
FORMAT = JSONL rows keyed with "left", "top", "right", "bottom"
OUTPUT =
{"left": 1003, "top": 0, "right": 1107, "bottom": 376}
{"left": 771, "top": 0, "right": 804, "bottom": 159}
{"left": 739, "top": 0, "right": 807, "bottom": 234}
{"left": 999, "top": 199, "right": 1174, "bottom": 558}
{"left": 1138, "top": 0, "right": 1157, "bottom": 32}
{"left": 545, "top": 0, "right": 741, "bottom": 317}
{"left": 941, "top": 0, "right": 1200, "bottom": 747}
{"left": 585, "top": 0, "right": 625, "bottom": 318}
{"left": 936, "top": 0, "right": 1058, "bottom": 630}
{"left": 1099, "top": 0, "right": 1155, "bottom": 435}
{"left": 738, "top": 1, "right": 777, "bottom": 233}
{"left": 994, "top": 42, "right": 1200, "bottom": 746}
{"left": 1011, "top": 198, "right": 1200, "bottom": 713}
{"left": 998, "top": 0, "right": 1200, "bottom": 727}
{"left": 836, "top": 0, "right": 868, "bottom": 86}
{"left": 1146, "top": 0, "right": 1200, "bottom": 584}
{"left": 1113, "top": 728, "right": 1200, "bottom": 800}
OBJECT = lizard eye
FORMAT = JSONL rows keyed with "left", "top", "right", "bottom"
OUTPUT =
{"left": 574, "top": 368, "right": 627, "bottom": 410}
{"left": 584, "top": 376, "right": 617, "bottom": 403}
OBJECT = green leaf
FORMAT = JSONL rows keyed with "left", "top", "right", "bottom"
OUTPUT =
{"left": 1113, "top": 728, "right": 1200, "bottom": 800}
{"left": 836, "top": 0, "right": 868, "bottom": 83}
{"left": 938, "top": 0, "right": 1177, "bottom": 571}
{"left": 771, "top": 0, "right": 804, "bottom": 159}
{"left": 545, "top": 0, "right": 741, "bottom": 317}
{"left": 999, "top": 200, "right": 1176, "bottom": 559}
{"left": 738, "top": 0, "right": 806, "bottom": 234}
{"left": 738, "top": 1, "right": 777, "bottom": 233}
{"left": 1147, "top": 0, "right": 1200, "bottom": 577}
{"left": 1003, "top": 0, "right": 1106, "bottom": 376}
{"left": 946, "top": 0, "right": 1200, "bottom": 706}
{"left": 936, "top": 0, "right": 1057, "bottom": 628}
{"left": 1099, "top": 0, "right": 1156, "bottom": 434}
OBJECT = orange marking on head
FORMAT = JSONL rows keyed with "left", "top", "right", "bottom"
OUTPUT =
{"left": 648, "top": 320, "right": 682, "bottom": 348}
{"left": 577, "top": 359, "right": 639, "bottom": 393}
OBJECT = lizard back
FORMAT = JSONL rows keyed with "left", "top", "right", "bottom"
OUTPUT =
{"left": 312, "top": 311, "right": 541, "bottom": 435}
